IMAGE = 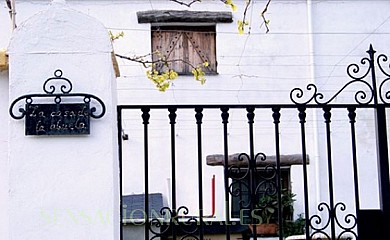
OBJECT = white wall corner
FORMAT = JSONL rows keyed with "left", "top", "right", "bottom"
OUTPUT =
{"left": 7, "top": 2, "right": 118, "bottom": 240}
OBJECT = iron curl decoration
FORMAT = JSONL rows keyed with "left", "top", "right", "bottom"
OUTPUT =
{"left": 309, "top": 202, "right": 331, "bottom": 233}
{"left": 379, "top": 78, "right": 390, "bottom": 104}
{"left": 228, "top": 152, "right": 269, "bottom": 210}
{"left": 254, "top": 152, "right": 267, "bottom": 164}
{"left": 377, "top": 54, "right": 390, "bottom": 78}
{"left": 310, "top": 230, "right": 331, "bottom": 240}
{"left": 9, "top": 69, "right": 106, "bottom": 120}
{"left": 43, "top": 69, "right": 73, "bottom": 94}
{"left": 289, "top": 45, "right": 388, "bottom": 105}
{"left": 177, "top": 207, "right": 199, "bottom": 238}
{"left": 309, "top": 202, "right": 357, "bottom": 240}
{"left": 378, "top": 54, "right": 390, "bottom": 104}
{"left": 228, "top": 153, "right": 251, "bottom": 208}
{"left": 229, "top": 180, "right": 250, "bottom": 207}
{"left": 227, "top": 151, "right": 273, "bottom": 224}
{"left": 254, "top": 152, "right": 277, "bottom": 199}
{"left": 333, "top": 202, "right": 358, "bottom": 239}
{"left": 346, "top": 57, "right": 371, "bottom": 80}
{"left": 149, "top": 206, "right": 200, "bottom": 240}
{"left": 228, "top": 153, "right": 251, "bottom": 180}
{"left": 254, "top": 154, "right": 275, "bottom": 179}
{"left": 290, "top": 80, "right": 374, "bottom": 105}
{"left": 290, "top": 84, "right": 324, "bottom": 105}
{"left": 149, "top": 207, "right": 172, "bottom": 239}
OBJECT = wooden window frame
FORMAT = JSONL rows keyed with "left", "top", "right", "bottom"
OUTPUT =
{"left": 137, "top": 10, "right": 233, "bottom": 76}
{"left": 151, "top": 25, "right": 217, "bottom": 75}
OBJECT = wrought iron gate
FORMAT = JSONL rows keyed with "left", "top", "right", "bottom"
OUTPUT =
{"left": 118, "top": 45, "right": 390, "bottom": 240}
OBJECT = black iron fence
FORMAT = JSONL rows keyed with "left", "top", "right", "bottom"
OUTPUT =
{"left": 118, "top": 45, "right": 390, "bottom": 240}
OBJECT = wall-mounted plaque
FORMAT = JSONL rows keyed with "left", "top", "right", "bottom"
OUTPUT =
{"left": 9, "top": 69, "right": 105, "bottom": 136}
{"left": 25, "top": 103, "right": 90, "bottom": 135}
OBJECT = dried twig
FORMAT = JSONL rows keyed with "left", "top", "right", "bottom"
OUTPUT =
{"left": 115, "top": 53, "right": 196, "bottom": 70}
{"left": 261, "top": 0, "right": 272, "bottom": 33}
{"left": 169, "top": 0, "right": 202, "bottom": 7}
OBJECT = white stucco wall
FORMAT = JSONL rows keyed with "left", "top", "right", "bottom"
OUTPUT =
{"left": 309, "top": 0, "right": 390, "bottom": 211}
{"left": 106, "top": 0, "right": 315, "bottom": 223}
{"left": 0, "top": 70, "right": 9, "bottom": 240}
{"left": 0, "top": 0, "right": 389, "bottom": 237}
{"left": 7, "top": 2, "right": 119, "bottom": 240}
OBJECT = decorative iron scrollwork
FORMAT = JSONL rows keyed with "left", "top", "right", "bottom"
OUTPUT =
{"left": 149, "top": 206, "right": 200, "bottom": 240}
{"left": 309, "top": 202, "right": 357, "bottom": 240}
{"left": 290, "top": 45, "right": 390, "bottom": 105}
{"left": 228, "top": 151, "right": 279, "bottom": 226}
{"left": 9, "top": 69, "right": 106, "bottom": 135}
{"left": 43, "top": 69, "right": 73, "bottom": 94}
{"left": 228, "top": 153, "right": 251, "bottom": 209}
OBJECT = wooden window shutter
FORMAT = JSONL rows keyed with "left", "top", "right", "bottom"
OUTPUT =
{"left": 186, "top": 30, "right": 216, "bottom": 74}
{"left": 151, "top": 26, "right": 217, "bottom": 75}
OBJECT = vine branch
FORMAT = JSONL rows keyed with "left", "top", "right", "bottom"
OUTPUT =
{"left": 169, "top": 0, "right": 202, "bottom": 7}
{"left": 261, "top": 0, "right": 272, "bottom": 33}
{"left": 115, "top": 52, "right": 208, "bottom": 91}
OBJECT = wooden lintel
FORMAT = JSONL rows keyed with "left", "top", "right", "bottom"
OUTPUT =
{"left": 206, "top": 153, "right": 310, "bottom": 167}
{"left": 137, "top": 10, "right": 233, "bottom": 24}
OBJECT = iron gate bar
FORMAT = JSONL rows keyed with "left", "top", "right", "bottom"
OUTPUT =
{"left": 325, "top": 107, "right": 336, "bottom": 240}
{"left": 195, "top": 107, "right": 205, "bottom": 239}
{"left": 169, "top": 107, "right": 178, "bottom": 240}
{"left": 118, "top": 106, "right": 123, "bottom": 240}
{"left": 272, "top": 107, "right": 284, "bottom": 240}
{"left": 348, "top": 107, "right": 361, "bottom": 239}
{"left": 221, "top": 107, "right": 231, "bottom": 240}
{"left": 298, "top": 106, "right": 311, "bottom": 240}
{"left": 141, "top": 107, "right": 150, "bottom": 240}
{"left": 368, "top": 46, "right": 379, "bottom": 105}
{"left": 246, "top": 107, "right": 257, "bottom": 238}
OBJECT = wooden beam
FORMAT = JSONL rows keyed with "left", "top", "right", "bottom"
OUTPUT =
{"left": 206, "top": 154, "right": 310, "bottom": 167}
{"left": 137, "top": 10, "right": 233, "bottom": 24}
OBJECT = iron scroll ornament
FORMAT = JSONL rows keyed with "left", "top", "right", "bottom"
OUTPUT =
{"left": 290, "top": 45, "right": 390, "bottom": 105}
{"left": 9, "top": 69, "right": 106, "bottom": 135}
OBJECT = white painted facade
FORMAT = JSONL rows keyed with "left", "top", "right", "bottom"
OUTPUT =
{"left": 0, "top": 0, "right": 390, "bottom": 239}
{"left": 2, "top": 1, "right": 119, "bottom": 239}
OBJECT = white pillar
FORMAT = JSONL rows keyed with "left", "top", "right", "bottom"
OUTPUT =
{"left": 0, "top": 70, "right": 9, "bottom": 240}
{"left": 7, "top": 2, "right": 119, "bottom": 240}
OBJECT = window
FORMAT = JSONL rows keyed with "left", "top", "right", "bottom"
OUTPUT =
{"left": 137, "top": 10, "right": 233, "bottom": 75}
{"left": 230, "top": 167, "right": 291, "bottom": 221}
{"left": 151, "top": 25, "right": 217, "bottom": 75}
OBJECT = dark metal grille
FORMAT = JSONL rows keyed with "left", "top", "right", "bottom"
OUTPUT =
{"left": 118, "top": 45, "right": 390, "bottom": 240}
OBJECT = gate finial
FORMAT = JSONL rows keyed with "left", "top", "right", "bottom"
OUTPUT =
{"left": 367, "top": 44, "right": 376, "bottom": 55}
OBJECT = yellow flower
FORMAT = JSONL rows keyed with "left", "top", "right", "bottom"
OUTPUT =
{"left": 237, "top": 20, "right": 249, "bottom": 35}
{"left": 192, "top": 67, "right": 206, "bottom": 84}
{"left": 225, "top": 0, "right": 237, "bottom": 11}
{"left": 146, "top": 69, "right": 178, "bottom": 91}
{"left": 109, "top": 31, "right": 124, "bottom": 41}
